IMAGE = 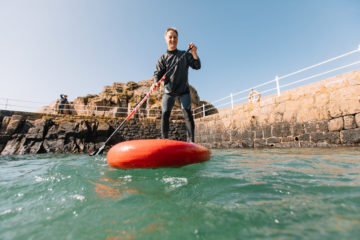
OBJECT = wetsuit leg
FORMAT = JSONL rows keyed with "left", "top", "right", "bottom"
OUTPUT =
{"left": 179, "top": 93, "right": 195, "bottom": 142}
{"left": 161, "top": 94, "right": 175, "bottom": 139}
{"left": 58, "top": 104, "right": 64, "bottom": 114}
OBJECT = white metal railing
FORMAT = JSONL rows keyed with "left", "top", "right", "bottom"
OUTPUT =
{"left": 192, "top": 45, "right": 360, "bottom": 118}
{"left": 0, "top": 98, "right": 185, "bottom": 118}
{"left": 1, "top": 45, "right": 359, "bottom": 119}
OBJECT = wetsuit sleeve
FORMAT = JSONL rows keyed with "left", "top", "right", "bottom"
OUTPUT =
{"left": 153, "top": 56, "right": 166, "bottom": 83}
{"left": 186, "top": 52, "right": 201, "bottom": 70}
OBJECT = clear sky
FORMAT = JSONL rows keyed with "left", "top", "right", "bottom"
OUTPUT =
{"left": 1, "top": 0, "right": 360, "bottom": 110}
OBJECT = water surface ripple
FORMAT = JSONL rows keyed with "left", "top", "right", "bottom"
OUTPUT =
{"left": 1, "top": 148, "right": 359, "bottom": 239}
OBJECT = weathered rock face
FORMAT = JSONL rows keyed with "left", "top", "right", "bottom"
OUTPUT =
{"left": 195, "top": 70, "right": 360, "bottom": 148}
{"left": 38, "top": 79, "right": 217, "bottom": 118}
{"left": 0, "top": 114, "right": 188, "bottom": 155}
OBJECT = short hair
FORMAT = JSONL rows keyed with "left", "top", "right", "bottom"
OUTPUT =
{"left": 165, "top": 27, "right": 178, "bottom": 37}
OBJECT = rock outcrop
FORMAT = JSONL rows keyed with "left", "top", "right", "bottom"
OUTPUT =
{"left": 38, "top": 79, "right": 218, "bottom": 118}
{"left": 0, "top": 114, "right": 188, "bottom": 155}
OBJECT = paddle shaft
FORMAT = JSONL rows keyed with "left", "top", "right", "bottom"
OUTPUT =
{"left": 90, "top": 48, "right": 192, "bottom": 155}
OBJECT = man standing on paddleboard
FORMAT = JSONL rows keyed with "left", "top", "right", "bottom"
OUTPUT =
{"left": 153, "top": 27, "right": 201, "bottom": 142}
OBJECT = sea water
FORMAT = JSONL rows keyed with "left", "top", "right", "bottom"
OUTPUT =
{"left": 1, "top": 148, "right": 360, "bottom": 240}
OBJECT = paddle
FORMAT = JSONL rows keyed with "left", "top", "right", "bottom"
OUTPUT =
{"left": 90, "top": 47, "right": 192, "bottom": 156}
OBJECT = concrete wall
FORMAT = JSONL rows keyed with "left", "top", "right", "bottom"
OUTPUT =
{"left": 195, "top": 70, "right": 360, "bottom": 148}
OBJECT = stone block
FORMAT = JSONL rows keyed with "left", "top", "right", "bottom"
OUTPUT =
{"left": 297, "top": 107, "right": 321, "bottom": 123}
{"left": 241, "top": 130, "right": 254, "bottom": 140}
{"left": 272, "top": 123, "right": 291, "bottom": 137}
{"left": 324, "top": 76, "right": 346, "bottom": 91}
{"left": 304, "top": 121, "right": 328, "bottom": 133}
{"left": 310, "top": 132, "right": 326, "bottom": 143}
{"left": 328, "top": 102, "right": 343, "bottom": 118}
{"left": 324, "top": 132, "right": 340, "bottom": 144}
{"left": 275, "top": 142, "right": 300, "bottom": 148}
{"left": 221, "top": 131, "right": 231, "bottom": 142}
{"left": 285, "top": 100, "right": 299, "bottom": 113}
{"left": 292, "top": 123, "right": 305, "bottom": 136}
{"left": 229, "top": 141, "right": 242, "bottom": 148}
{"left": 254, "top": 139, "right": 266, "bottom": 147}
{"left": 283, "top": 110, "right": 297, "bottom": 123}
{"left": 340, "top": 128, "right": 360, "bottom": 144}
{"left": 241, "top": 139, "right": 254, "bottom": 148}
{"left": 329, "top": 85, "right": 360, "bottom": 116}
{"left": 269, "top": 112, "right": 283, "bottom": 123}
{"left": 314, "top": 93, "right": 330, "bottom": 106}
{"left": 328, "top": 117, "right": 343, "bottom": 132}
{"left": 281, "top": 136, "right": 295, "bottom": 142}
{"left": 346, "top": 71, "right": 360, "bottom": 86}
{"left": 300, "top": 141, "right": 316, "bottom": 147}
{"left": 298, "top": 134, "right": 310, "bottom": 141}
{"left": 356, "top": 113, "right": 360, "bottom": 128}
{"left": 344, "top": 115, "right": 356, "bottom": 129}
{"left": 254, "top": 128, "right": 263, "bottom": 139}
{"left": 267, "top": 137, "right": 281, "bottom": 144}
{"left": 291, "top": 85, "right": 312, "bottom": 100}
{"left": 263, "top": 125, "right": 272, "bottom": 138}
{"left": 316, "top": 142, "right": 336, "bottom": 148}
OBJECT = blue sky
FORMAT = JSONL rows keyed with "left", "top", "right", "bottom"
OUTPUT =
{"left": 1, "top": 0, "right": 360, "bottom": 110}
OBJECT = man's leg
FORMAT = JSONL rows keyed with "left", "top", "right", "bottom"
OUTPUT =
{"left": 180, "top": 93, "right": 195, "bottom": 142}
{"left": 161, "top": 94, "right": 175, "bottom": 139}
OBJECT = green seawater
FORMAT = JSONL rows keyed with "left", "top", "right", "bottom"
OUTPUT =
{"left": 1, "top": 148, "right": 360, "bottom": 240}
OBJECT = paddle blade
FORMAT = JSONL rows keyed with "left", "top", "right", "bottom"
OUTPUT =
{"left": 89, "top": 145, "right": 105, "bottom": 156}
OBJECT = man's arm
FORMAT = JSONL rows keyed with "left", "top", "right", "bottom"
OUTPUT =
{"left": 153, "top": 56, "right": 166, "bottom": 83}
{"left": 187, "top": 43, "right": 201, "bottom": 70}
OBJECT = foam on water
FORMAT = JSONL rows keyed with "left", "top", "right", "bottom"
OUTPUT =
{"left": 0, "top": 148, "right": 360, "bottom": 240}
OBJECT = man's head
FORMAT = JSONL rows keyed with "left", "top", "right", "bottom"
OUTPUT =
{"left": 165, "top": 27, "right": 178, "bottom": 51}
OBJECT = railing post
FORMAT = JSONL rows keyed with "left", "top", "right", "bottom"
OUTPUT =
{"left": 5, "top": 98, "right": 8, "bottom": 110}
{"left": 202, "top": 103, "right": 205, "bottom": 117}
{"left": 230, "top": 93, "right": 234, "bottom": 109}
{"left": 275, "top": 75, "right": 281, "bottom": 96}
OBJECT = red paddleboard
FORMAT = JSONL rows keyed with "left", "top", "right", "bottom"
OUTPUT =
{"left": 107, "top": 139, "right": 211, "bottom": 169}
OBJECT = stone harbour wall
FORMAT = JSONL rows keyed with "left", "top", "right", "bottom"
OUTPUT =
{"left": 1, "top": 70, "right": 360, "bottom": 155}
{"left": 195, "top": 70, "right": 360, "bottom": 148}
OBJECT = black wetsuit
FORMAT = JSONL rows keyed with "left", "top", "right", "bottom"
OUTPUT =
{"left": 154, "top": 49, "right": 201, "bottom": 142}
{"left": 58, "top": 95, "right": 68, "bottom": 114}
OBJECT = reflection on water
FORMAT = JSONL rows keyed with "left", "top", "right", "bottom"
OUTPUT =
{"left": 0, "top": 148, "right": 360, "bottom": 240}
{"left": 89, "top": 179, "right": 139, "bottom": 200}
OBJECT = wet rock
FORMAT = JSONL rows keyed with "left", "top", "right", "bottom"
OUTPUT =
{"left": 43, "top": 139, "right": 65, "bottom": 153}
{"left": 1, "top": 115, "right": 24, "bottom": 135}
{"left": 26, "top": 119, "right": 52, "bottom": 140}
{"left": 340, "top": 128, "right": 360, "bottom": 144}
{"left": 1, "top": 138, "right": 22, "bottom": 155}
{"left": 17, "top": 138, "right": 43, "bottom": 154}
